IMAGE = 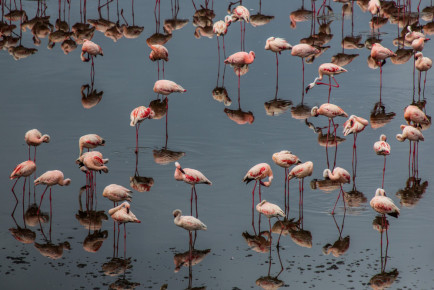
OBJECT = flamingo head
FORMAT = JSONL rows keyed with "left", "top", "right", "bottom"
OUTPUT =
{"left": 249, "top": 51, "right": 256, "bottom": 59}
{"left": 311, "top": 106, "right": 319, "bottom": 117}
{"left": 174, "top": 162, "right": 185, "bottom": 174}
{"left": 224, "top": 15, "right": 232, "bottom": 25}
{"left": 415, "top": 52, "right": 423, "bottom": 59}
{"left": 63, "top": 178, "right": 72, "bottom": 186}
{"left": 396, "top": 134, "right": 405, "bottom": 142}
{"left": 42, "top": 134, "right": 51, "bottom": 143}
{"left": 380, "top": 134, "right": 387, "bottom": 141}
{"left": 323, "top": 168, "right": 331, "bottom": 178}
{"left": 375, "top": 188, "right": 386, "bottom": 196}
{"left": 173, "top": 209, "right": 181, "bottom": 217}
{"left": 264, "top": 37, "right": 274, "bottom": 50}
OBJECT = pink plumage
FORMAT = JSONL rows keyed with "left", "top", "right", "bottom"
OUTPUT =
{"left": 10, "top": 160, "right": 36, "bottom": 179}
{"left": 224, "top": 51, "right": 256, "bottom": 65}
{"left": 404, "top": 105, "right": 430, "bottom": 125}
{"left": 343, "top": 115, "right": 369, "bottom": 136}
{"left": 370, "top": 43, "right": 396, "bottom": 61}
{"left": 396, "top": 125, "right": 424, "bottom": 142}
{"left": 265, "top": 37, "right": 292, "bottom": 53}
{"left": 34, "top": 170, "right": 71, "bottom": 187}
{"left": 288, "top": 161, "right": 313, "bottom": 180}
{"left": 243, "top": 163, "right": 274, "bottom": 187}
{"left": 153, "top": 79, "right": 186, "bottom": 95}
{"left": 173, "top": 209, "right": 207, "bottom": 231}
{"left": 256, "top": 200, "right": 285, "bottom": 218}
{"left": 130, "top": 106, "right": 155, "bottom": 126}
{"left": 79, "top": 134, "right": 105, "bottom": 156}
{"left": 291, "top": 43, "right": 319, "bottom": 58}
{"left": 272, "top": 151, "right": 301, "bottom": 168}
{"left": 311, "top": 103, "right": 348, "bottom": 119}
{"left": 323, "top": 167, "right": 351, "bottom": 184}
{"left": 81, "top": 39, "right": 103, "bottom": 62}
{"left": 174, "top": 162, "right": 211, "bottom": 185}
{"left": 109, "top": 202, "right": 141, "bottom": 224}
{"left": 373, "top": 135, "right": 391, "bottom": 155}
{"left": 370, "top": 188, "right": 400, "bottom": 218}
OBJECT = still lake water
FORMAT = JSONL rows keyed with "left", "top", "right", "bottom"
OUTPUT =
{"left": 1, "top": 0, "right": 434, "bottom": 289}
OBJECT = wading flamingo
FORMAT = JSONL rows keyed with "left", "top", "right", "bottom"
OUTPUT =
{"left": 265, "top": 37, "right": 292, "bottom": 85}
{"left": 305, "top": 63, "right": 347, "bottom": 102}
{"left": 130, "top": 106, "right": 155, "bottom": 153}
{"left": 173, "top": 209, "right": 207, "bottom": 243}
{"left": 174, "top": 162, "right": 211, "bottom": 217}
{"left": 291, "top": 44, "right": 320, "bottom": 98}
{"left": 404, "top": 105, "right": 430, "bottom": 127}
{"left": 370, "top": 188, "right": 400, "bottom": 218}
{"left": 109, "top": 201, "right": 141, "bottom": 254}
{"left": 213, "top": 15, "right": 232, "bottom": 59}
{"left": 256, "top": 200, "right": 285, "bottom": 247}
{"left": 373, "top": 134, "right": 390, "bottom": 188}
{"left": 414, "top": 52, "right": 432, "bottom": 96}
{"left": 10, "top": 160, "right": 36, "bottom": 198}
{"left": 230, "top": 5, "right": 249, "bottom": 51}
{"left": 288, "top": 161, "right": 313, "bottom": 216}
{"left": 25, "top": 129, "right": 50, "bottom": 162}
{"left": 35, "top": 170, "right": 71, "bottom": 215}
{"left": 323, "top": 167, "right": 351, "bottom": 214}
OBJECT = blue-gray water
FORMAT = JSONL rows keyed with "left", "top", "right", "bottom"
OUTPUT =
{"left": 1, "top": 0, "right": 434, "bottom": 289}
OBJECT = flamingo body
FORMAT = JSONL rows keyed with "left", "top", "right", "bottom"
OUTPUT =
{"left": 256, "top": 200, "right": 285, "bottom": 218}
{"left": 10, "top": 160, "right": 36, "bottom": 179}
{"left": 174, "top": 162, "right": 212, "bottom": 185}
{"left": 415, "top": 52, "right": 432, "bottom": 71}
{"left": 25, "top": 129, "right": 50, "bottom": 146}
{"left": 109, "top": 202, "right": 141, "bottom": 224}
{"left": 370, "top": 43, "right": 396, "bottom": 62}
{"left": 343, "top": 115, "right": 369, "bottom": 136}
{"left": 103, "top": 184, "right": 132, "bottom": 203}
{"left": 224, "top": 51, "right": 256, "bottom": 65}
{"left": 231, "top": 5, "right": 250, "bottom": 23}
{"left": 306, "top": 63, "right": 347, "bottom": 92}
{"left": 153, "top": 80, "right": 186, "bottom": 95}
{"left": 272, "top": 151, "right": 301, "bottom": 168}
{"left": 291, "top": 43, "right": 319, "bottom": 58}
{"left": 81, "top": 39, "right": 103, "bottom": 62}
{"left": 130, "top": 106, "right": 155, "bottom": 126}
{"left": 213, "top": 15, "right": 231, "bottom": 36}
{"left": 323, "top": 167, "right": 351, "bottom": 184}
{"left": 404, "top": 105, "right": 430, "bottom": 125}
{"left": 34, "top": 170, "right": 71, "bottom": 187}
{"left": 370, "top": 188, "right": 400, "bottom": 218}
{"left": 396, "top": 125, "right": 424, "bottom": 142}
{"left": 373, "top": 134, "right": 391, "bottom": 155}
{"left": 79, "top": 134, "right": 105, "bottom": 156}
{"left": 81, "top": 152, "right": 109, "bottom": 173}
{"left": 173, "top": 209, "right": 207, "bottom": 231}
{"left": 149, "top": 44, "right": 168, "bottom": 62}
{"left": 243, "top": 163, "right": 273, "bottom": 186}
{"left": 265, "top": 37, "right": 292, "bottom": 53}
{"left": 311, "top": 103, "right": 348, "bottom": 118}
{"left": 288, "top": 161, "right": 313, "bottom": 180}
{"left": 411, "top": 38, "right": 430, "bottom": 52}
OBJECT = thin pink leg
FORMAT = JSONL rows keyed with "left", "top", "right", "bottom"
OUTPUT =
{"left": 37, "top": 185, "right": 49, "bottom": 215}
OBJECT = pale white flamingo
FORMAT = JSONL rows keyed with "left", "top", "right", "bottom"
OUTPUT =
{"left": 368, "top": 0, "right": 381, "bottom": 15}
{"left": 370, "top": 188, "right": 400, "bottom": 218}
{"left": 173, "top": 209, "right": 207, "bottom": 243}
{"left": 103, "top": 184, "right": 132, "bottom": 206}
{"left": 404, "top": 105, "right": 430, "bottom": 126}
{"left": 34, "top": 170, "right": 71, "bottom": 214}
{"left": 343, "top": 115, "right": 369, "bottom": 172}
{"left": 10, "top": 160, "right": 36, "bottom": 195}
{"left": 411, "top": 37, "right": 430, "bottom": 52}
{"left": 79, "top": 134, "right": 105, "bottom": 156}
{"left": 311, "top": 103, "right": 348, "bottom": 119}
{"left": 272, "top": 150, "right": 301, "bottom": 216}
{"left": 149, "top": 44, "right": 168, "bottom": 79}
{"left": 396, "top": 125, "right": 424, "bottom": 142}
{"left": 373, "top": 134, "right": 390, "bottom": 188}
{"left": 109, "top": 201, "right": 141, "bottom": 254}
{"left": 415, "top": 52, "right": 432, "bottom": 95}
{"left": 174, "top": 162, "right": 211, "bottom": 217}
{"left": 305, "top": 63, "right": 347, "bottom": 102}
{"left": 323, "top": 167, "right": 351, "bottom": 214}
{"left": 265, "top": 37, "right": 292, "bottom": 83}
{"left": 25, "top": 129, "right": 50, "bottom": 161}
{"left": 288, "top": 161, "right": 313, "bottom": 213}
{"left": 76, "top": 151, "right": 109, "bottom": 167}
{"left": 153, "top": 79, "right": 186, "bottom": 95}
{"left": 256, "top": 200, "right": 285, "bottom": 247}
{"left": 291, "top": 44, "right": 320, "bottom": 97}
{"left": 130, "top": 106, "right": 155, "bottom": 153}
{"left": 213, "top": 15, "right": 232, "bottom": 58}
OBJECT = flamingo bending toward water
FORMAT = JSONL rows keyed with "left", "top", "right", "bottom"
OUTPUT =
{"left": 25, "top": 129, "right": 50, "bottom": 162}
{"left": 305, "top": 63, "right": 347, "bottom": 101}
{"left": 373, "top": 134, "right": 390, "bottom": 188}
{"left": 35, "top": 170, "right": 71, "bottom": 214}
{"left": 288, "top": 161, "right": 313, "bottom": 214}
{"left": 10, "top": 160, "right": 36, "bottom": 194}
{"left": 272, "top": 151, "right": 301, "bottom": 216}
{"left": 80, "top": 39, "right": 103, "bottom": 63}
{"left": 256, "top": 200, "right": 285, "bottom": 247}
{"left": 174, "top": 162, "right": 211, "bottom": 217}
{"left": 109, "top": 201, "right": 141, "bottom": 254}
{"left": 130, "top": 106, "right": 155, "bottom": 153}
{"left": 265, "top": 37, "right": 292, "bottom": 86}
{"left": 323, "top": 167, "right": 351, "bottom": 214}
{"left": 79, "top": 134, "right": 105, "bottom": 156}
{"left": 404, "top": 105, "right": 430, "bottom": 126}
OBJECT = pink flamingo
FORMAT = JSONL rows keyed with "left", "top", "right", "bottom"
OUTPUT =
{"left": 109, "top": 201, "right": 141, "bottom": 254}
{"left": 404, "top": 105, "right": 430, "bottom": 126}
{"left": 213, "top": 15, "right": 232, "bottom": 59}
{"left": 173, "top": 209, "right": 207, "bottom": 243}
{"left": 405, "top": 26, "right": 425, "bottom": 43}
{"left": 25, "top": 129, "right": 50, "bottom": 162}
{"left": 291, "top": 44, "right": 320, "bottom": 98}
{"left": 224, "top": 50, "right": 256, "bottom": 65}
{"left": 415, "top": 53, "right": 432, "bottom": 96}
{"left": 10, "top": 160, "right": 36, "bottom": 199}
{"left": 81, "top": 39, "right": 103, "bottom": 82}
{"left": 103, "top": 184, "right": 132, "bottom": 207}
{"left": 397, "top": 125, "right": 424, "bottom": 176}
{"left": 81, "top": 153, "right": 109, "bottom": 173}
{"left": 230, "top": 5, "right": 249, "bottom": 51}
{"left": 265, "top": 37, "right": 292, "bottom": 84}
{"left": 272, "top": 150, "right": 301, "bottom": 216}
{"left": 323, "top": 167, "right": 351, "bottom": 214}
{"left": 149, "top": 44, "right": 168, "bottom": 79}
{"left": 305, "top": 63, "right": 347, "bottom": 102}
{"left": 256, "top": 200, "right": 285, "bottom": 247}
{"left": 76, "top": 151, "right": 109, "bottom": 167}
{"left": 35, "top": 170, "right": 71, "bottom": 215}
{"left": 79, "top": 134, "right": 105, "bottom": 156}
{"left": 311, "top": 103, "right": 348, "bottom": 133}
{"left": 130, "top": 106, "right": 155, "bottom": 153}
{"left": 411, "top": 37, "right": 430, "bottom": 52}
{"left": 343, "top": 115, "right": 369, "bottom": 180}
{"left": 288, "top": 161, "right": 313, "bottom": 218}
{"left": 153, "top": 79, "right": 186, "bottom": 96}
{"left": 370, "top": 188, "right": 400, "bottom": 218}
{"left": 243, "top": 163, "right": 273, "bottom": 203}
{"left": 174, "top": 162, "right": 212, "bottom": 217}
{"left": 374, "top": 134, "right": 390, "bottom": 188}
{"left": 371, "top": 43, "right": 396, "bottom": 93}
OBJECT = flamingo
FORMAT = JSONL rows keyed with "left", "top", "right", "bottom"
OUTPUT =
{"left": 153, "top": 79, "right": 186, "bottom": 95}
{"left": 109, "top": 201, "right": 141, "bottom": 254}
{"left": 323, "top": 167, "right": 351, "bottom": 214}
{"left": 305, "top": 63, "right": 347, "bottom": 102}
{"left": 370, "top": 188, "right": 400, "bottom": 218}
{"left": 265, "top": 37, "right": 292, "bottom": 75}
{"left": 405, "top": 26, "right": 425, "bottom": 43}
{"left": 243, "top": 163, "right": 273, "bottom": 204}
{"left": 149, "top": 44, "right": 168, "bottom": 79}
{"left": 10, "top": 160, "right": 36, "bottom": 196}
{"left": 80, "top": 152, "right": 109, "bottom": 173}
{"left": 103, "top": 184, "right": 133, "bottom": 207}
{"left": 35, "top": 170, "right": 71, "bottom": 214}
{"left": 230, "top": 5, "right": 249, "bottom": 51}
{"left": 374, "top": 134, "right": 390, "bottom": 188}
{"left": 174, "top": 162, "right": 211, "bottom": 217}
{"left": 311, "top": 103, "right": 348, "bottom": 130}
{"left": 173, "top": 209, "right": 207, "bottom": 243}
{"left": 213, "top": 15, "right": 232, "bottom": 59}
{"left": 411, "top": 37, "right": 430, "bottom": 52}
{"left": 25, "top": 129, "right": 50, "bottom": 162}
{"left": 368, "top": 0, "right": 381, "bottom": 16}
{"left": 130, "top": 106, "right": 155, "bottom": 153}
{"left": 80, "top": 39, "right": 103, "bottom": 63}
{"left": 371, "top": 43, "right": 396, "bottom": 92}
{"left": 224, "top": 51, "right": 256, "bottom": 65}
{"left": 291, "top": 44, "right": 320, "bottom": 97}
{"left": 79, "top": 134, "right": 105, "bottom": 156}
{"left": 76, "top": 151, "right": 109, "bottom": 167}
{"left": 256, "top": 200, "right": 285, "bottom": 247}
{"left": 272, "top": 151, "right": 301, "bottom": 216}
{"left": 414, "top": 53, "right": 432, "bottom": 95}
{"left": 404, "top": 105, "right": 430, "bottom": 126}
{"left": 396, "top": 125, "right": 424, "bottom": 142}
{"left": 288, "top": 161, "right": 313, "bottom": 214}
{"left": 343, "top": 115, "right": 369, "bottom": 178}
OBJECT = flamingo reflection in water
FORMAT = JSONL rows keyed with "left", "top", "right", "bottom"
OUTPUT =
{"left": 174, "top": 162, "right": 211, "bottom": 217}
{"left": 322, "top": 212, "right": 350, "bottom": 257}
{"left": 323, "top": 167, "right": 351, "bottom": 214}
{"left": 250, "top": 0, "right": 274, "bottom": 28}
{"left": 272, "top": 151, "right": 301, "bottom": 217}
{"left": 255, "top": 240, "right": 285, "bottom": 290}
{"left": 396, "top": 176, "right": 428, "bottom": 208}
{"left": 81, "top": 83, "right": 103, "bottom": 109}
{"left": 370, "top": 102, "right": 396, "bottom": 129}
{"left": 25, "top": 129, "right": 50, "bottom": 162}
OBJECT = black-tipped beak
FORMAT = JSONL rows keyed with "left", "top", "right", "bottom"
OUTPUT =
{"left": 179, "top": 168, "right": 185, "bottom": 174}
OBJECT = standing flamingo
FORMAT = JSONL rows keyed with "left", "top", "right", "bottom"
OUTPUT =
{"left": 373, "top": 134, "right": 390, "bottom": 188}
{"left": 213, "top": 15, "right": 232, "bottom": 59}
{"left": 311, "top": 103, "right": 348, "bottom": 134}
{"left": 265, "top": 37, "right": 292, "bottom": 87}
{"left": 287, "top": 161, "right": 313, "bottom": 217}
{"left": 414, "top": 53, "right": 432, "bottom": 96}
{"left": 103, "top": 184, "right": 133, "bottom": 207}
{"left": 153, "top": 79, "right": 186, "bottom": 96}
{"left": 79, "top": 134, "right": 105, "bottom": 156}
{"left": 291, "top": 44, "right": 320, "bottom": 98}
{"left": 224, "top": 51, "right": 256, "bottom": 65}
{"left": 243, "top": 163, "right": 273, "bottom": 204}
{"left": 109, "top": 202, "right": 141, "bottom": 254}
{"left": 25, "top": 129, "right": 50, "bottom": 162}
{"left": 174, "top": 162, "right": 212, "bottom": 217}
{"left": 323, "top": 167, "right": 351, "bottom": 214}
{"left": 411, "top": 37, "right": 430, "bottom": 52}
{"left": 230, "top": 5, "right": 249, "bottom": 51}
{"left": 130, "top": 106, "right": 155, "bottom": 153}
{"left": 149, "top": 44, "right": 168, "bottom": 79}
{"left": 370, "top": 188, "right": 400, "bottom": 218}
{"left": 396, "top": 125, "right": 424, "bottom": 142}
{"left": 173, "top": 209, "right": 207, "bottom": 243}
{"left": 272, "top": 151, "right": 301, "bottom": 216}
{"left": 10, "top": 160, "right": 36, "bottom": 198}
{"left": 305, "top": 63, "right": 347, "bottom": 102}
{"left": 256, "top": 200, "right": 285, "bottom": 247}
{"left": 371, "top": 43, "right": 396, "bottom": 94}
{"left": 343, "top": 115, "right": 368, "bottom": 180}
{"left": 35, "top": 170, "right": 71, "bottom": 215}
{"left": 81, "top": 39, "right": 103, "bottom": 82}
{"left": 404, "top": 105, "right": 430, "bottom": 127}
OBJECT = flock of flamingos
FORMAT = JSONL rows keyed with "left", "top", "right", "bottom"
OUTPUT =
{"left": 4, "top": 0, "right": 434, "bottom": 288}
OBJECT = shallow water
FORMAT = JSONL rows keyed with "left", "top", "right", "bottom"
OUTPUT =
{"left": 2, "top": 0, "right": 434, "bottom": 289}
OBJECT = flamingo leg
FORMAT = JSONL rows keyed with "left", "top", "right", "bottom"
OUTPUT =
{"left": 331, "top": 187, "right": 341, "bottom": 215}
{"left": 37, "top": 185, "right": 49, "bottom": 215}
{"left": 34, "top": 147, "right": 36, "bottom": 163}
{"left": 190, "top": 186, "right": 193, "bottom": 216}
{"left": 194, "top": 185, "right": 198, "bottom": 218}
{"left": 382, "top": 156, "right": 386, "bottom": 189}
{"left": 49, "top": 188, "right": 52, "bottom": 240}
{"left": 124, "top": 223, "right": 127, "bottom": 257}
{"left": 11, "top": 178, "right": 19, "bottom": 192}
{"left": 252, "top": 181, "right": 257, "bottom": 233}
